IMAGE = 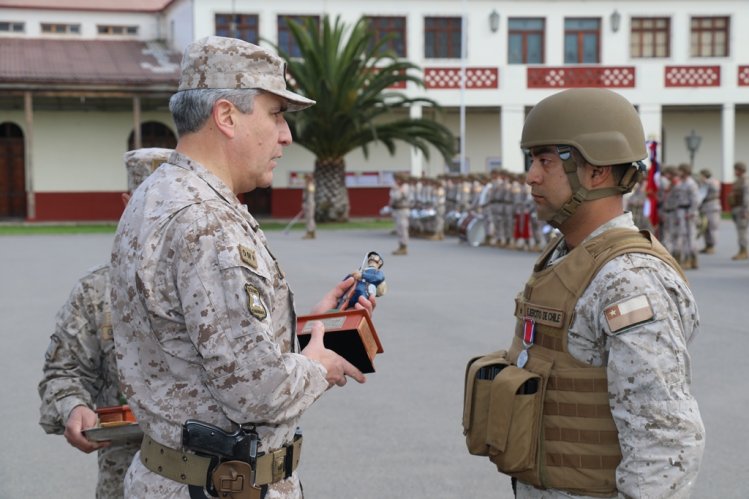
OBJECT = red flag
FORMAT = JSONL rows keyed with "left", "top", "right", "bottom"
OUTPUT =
{"left": 646, "top": 141, "right": 660, "bottom": 229}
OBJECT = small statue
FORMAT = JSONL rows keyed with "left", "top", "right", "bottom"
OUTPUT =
{"left": 337, "top": 251, "right": 387, "bottom": 310}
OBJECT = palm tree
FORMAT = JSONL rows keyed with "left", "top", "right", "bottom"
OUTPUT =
{"left": 273, "top": 15, "right": 455, "bottom": 222}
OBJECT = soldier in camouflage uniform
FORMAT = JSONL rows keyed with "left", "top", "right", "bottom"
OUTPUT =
{"left": 697, "top": 169, "right": 721, "bottom": 254}
{"left": 38, "top": 147, "right": 172, "bottom": 499}
{"left": 110, "top": 37, "right": 372, "bottom": 499}
{"left": 729, "top": 161, "right": 749, "bottom": 260}
{"left": 659, "top": 165, "right": 680, "bottom": 256}
{"left": 498, "top": 89, "right": 703, "bottom": 497}
{"left": 390, "top": 173, "right": 410, "bottom": 254}
{"left": 301, "top": 173, "right": 316, "bottom": 239}
{"left": 674, "top": 164, "right": 701, "bottom": 269}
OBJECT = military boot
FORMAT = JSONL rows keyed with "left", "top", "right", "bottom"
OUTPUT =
{"left": 302, "top": 231, "right": 316, "bottom": 240}
{"left": 699, "top": 245, "right": 715, "bottom": 254}
{"left": 392, "top": 244, "right": 408, "bottom": 256}
{"left": 690, "top": 255, "right": 699, "bottom": 269}
{"left": 732, "top": 247, "right": 748, "bottom": 260}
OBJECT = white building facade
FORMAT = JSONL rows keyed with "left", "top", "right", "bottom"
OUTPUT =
{"left": 1, "top": 0, "right": 747, "bottom": 220}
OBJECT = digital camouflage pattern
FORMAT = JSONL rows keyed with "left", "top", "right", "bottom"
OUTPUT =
{"left": 389, "top": 180, "right": 410, "bottom": 247}
{"left": 110, "top": 151, "right": 329, "bottom": 498}
{"left": 516, "top": 213, "right": 704, "bottom": 498}
{"left": 38, "top": 264, "right": 137, "bottom": 499}
{"left": 124, "top": 147, "right": 172, "bottom": 192}
{"left": 177, "top": 36, "right": 314, "bottom": 112}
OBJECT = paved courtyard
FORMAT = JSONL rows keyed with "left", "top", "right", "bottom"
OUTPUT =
{"left": 1, "top": 220, "right": 747, "bottom": 498}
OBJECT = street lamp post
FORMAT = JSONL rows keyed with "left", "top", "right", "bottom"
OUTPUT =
{"left": 684, "top": 129, "right": 702, "bottom": 167}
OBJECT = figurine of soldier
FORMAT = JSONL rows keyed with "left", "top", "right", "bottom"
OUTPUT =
{"left": 338, "top": 251, "right": 387, "bottom": 310}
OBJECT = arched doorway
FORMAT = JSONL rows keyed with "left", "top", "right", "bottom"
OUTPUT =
{"left": 127, "top": 121, "right": 177, "bottom": 150}
{"left": 0, "top": 122, "right": 26, "bottom": 219}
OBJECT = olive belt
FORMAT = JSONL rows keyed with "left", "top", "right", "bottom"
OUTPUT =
{"left": 140, "top": 433, "right": 302, "bottom": 487}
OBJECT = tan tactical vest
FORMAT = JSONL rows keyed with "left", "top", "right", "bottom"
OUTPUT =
{"left": 508, "top": 228, "right": 684, "bottom": 496}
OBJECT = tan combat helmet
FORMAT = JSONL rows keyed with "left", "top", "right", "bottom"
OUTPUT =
{"left": 520, "top": 88, "right": 648, "bottom": 227}
{"left": 124, "top": 147, "right": 173, "bottom": 192}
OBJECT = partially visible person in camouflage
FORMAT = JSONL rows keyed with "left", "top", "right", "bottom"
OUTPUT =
{"left": 38, "top": 147, "right": 172, "bottom": 499}
{"left": 488, "top": 88, "right": 704, "bottom": 498}
{"left": 659, "top": 165, "right": 680, "bottom": 255}
{"left": 674, "top": 163, "right": 701, "bottom": 269}
{"left": 390, "top": 172, "right": 410, "bottom": 255}
{"left": 624, "top": 176, "right": 652, "bottom": 231}
{"left": 697, "top": 168, "right": 722, "bottom": 254}
{"left": 729, "top": 161, "right": 749, "bottom": 260}
{"left": 301, "top": 173, "right": 316, "bottom": 239}
{"left": 110, "top": 36, "right": 372, "bottom": 499}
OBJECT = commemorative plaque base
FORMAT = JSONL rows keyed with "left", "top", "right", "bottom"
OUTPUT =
{"left": 296, "top": 309, "right": 383, "bottom": 373}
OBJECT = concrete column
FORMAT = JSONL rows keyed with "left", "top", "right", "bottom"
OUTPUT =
{"left": 638, "top": 103, "right": 662, "bottom": 175}
{"left": 722, "top": 103, "right": 736, "bottom": 182}
{"left": 409, "top": 103, "right": 424, "bottom": 176}
{"left": 638, "top": 103, "right": 662, "bottom": 144}
{"left": 132, "top": 95, "right": 142, "bottom": 149}
{"left": 501, "top": 104, "right": 525, "bottom": 172}
{"left": 24, "top": 91, "right": 35, "bottom": 220}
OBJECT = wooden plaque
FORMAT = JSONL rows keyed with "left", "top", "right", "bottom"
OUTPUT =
{"left": 296, "top": 309, "right": 383, "bottom": 373}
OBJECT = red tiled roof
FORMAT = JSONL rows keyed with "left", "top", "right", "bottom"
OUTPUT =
{"left": 0, "top": 38, "right": 181, "bottom": 89}
{"left": 0, "top": 0, "right": 174, "bottom": 13}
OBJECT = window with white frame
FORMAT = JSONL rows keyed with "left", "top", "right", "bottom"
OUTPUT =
{"left": 41, "top": 23, "right": 80, "bottom": 35}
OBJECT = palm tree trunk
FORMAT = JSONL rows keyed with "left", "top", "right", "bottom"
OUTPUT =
{"left": 314, "top": 158, "right": 350, "bottom": 222}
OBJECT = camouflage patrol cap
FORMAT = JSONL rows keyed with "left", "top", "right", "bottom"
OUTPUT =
{"left": 177, "top": 36, "right": 315, "bottom": 112}
{"left": 124, "top": 147, "right": 173, "bottom": 192}
{"left": 736, "top": 162, "right": 747, "bottom": 173}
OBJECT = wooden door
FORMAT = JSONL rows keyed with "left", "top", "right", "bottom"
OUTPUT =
{"left": 0, "top": 122, "right": 26, "bottom": 219}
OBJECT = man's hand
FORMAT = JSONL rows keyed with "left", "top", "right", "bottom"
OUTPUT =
{"left": 64, "top": 405, "right": 109, "bottom": 453}
{"left": 310, "top": 276, "right": 376, "bottom": 315}
{"left": 301, "top": 321, "right": 366, "bottom": 387}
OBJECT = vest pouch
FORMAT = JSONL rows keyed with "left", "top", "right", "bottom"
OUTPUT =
{"left": 485, "top": 366, "right": 542, "bottom": 473}
{"left": 463, "top": 350, "right": 510, "bottom": 456}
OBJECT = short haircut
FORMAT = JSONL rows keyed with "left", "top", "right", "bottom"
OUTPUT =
{"left": 168, "top": 88, "right": 260, "bottom": 136}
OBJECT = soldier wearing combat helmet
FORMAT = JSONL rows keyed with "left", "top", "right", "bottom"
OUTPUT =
{"left": 472, "top": 88, "right": 704, "bottom": 497}
{"left": 38, "top": 147, "right": 172, "bottom": 499}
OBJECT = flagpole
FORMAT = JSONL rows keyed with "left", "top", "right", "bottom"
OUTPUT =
{"left": 459, "top": 0, "right": 466, "bottom": 174}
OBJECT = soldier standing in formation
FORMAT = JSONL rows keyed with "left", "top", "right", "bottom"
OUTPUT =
{"left": 390, "top": 173, "right": 410, "bottom": 255}
{"left": 729, "top": 161, "right": 749, "bottom": 260}
{"left": 624, "top": 177, "right": 652, "bottom": 232}
{"left": 674, "top": 164, "right": 701, "bottom": 269}
{"left": 110, "top": 36, "right": 372, "bottom": 498}
{"left": 697, "top": 168, "right": 722, "bottom": 254}
{"left": 302, "top": 173, "right": 316, "bottom": 239}
{"left": 492, "top": 88, "right": 704, "bottom": 497}
{"left": 38, "top": 147, "right": 173, "bottom": 499}
{"left": 658, "top": 165, "right": 680, "bottom": 257}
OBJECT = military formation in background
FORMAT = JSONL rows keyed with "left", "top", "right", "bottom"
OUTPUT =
{"left": 387, "top": 170, "right": 553, "bottom": 256}
{"left": 387, "top": 161, "right": 747, "bottom": 271}
{"left": 629, "top": 160, "right": 749, "bottom": 270}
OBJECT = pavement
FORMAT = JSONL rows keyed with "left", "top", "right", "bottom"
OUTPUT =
{"left": 0, "top": 221, "right": 747, "bottom": 498}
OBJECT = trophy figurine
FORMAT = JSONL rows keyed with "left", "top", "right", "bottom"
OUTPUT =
{"left": 337, "top": 251, "right": 387, "bottom": 310}
{"left": 296, "top": 251, "right": 386, "bottom": 373}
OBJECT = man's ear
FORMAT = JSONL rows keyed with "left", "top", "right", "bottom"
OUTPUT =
{"left": 589, "top": 164, "right": 613, "bottom": 187}
{"left": 212, "top": 99, "right": 237, "bottom": 138}
{"left": 121, "top": 192, "right": 131, "bottom": 207}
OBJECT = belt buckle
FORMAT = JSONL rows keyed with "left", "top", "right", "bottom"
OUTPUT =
{"left": 271, "top": 448, "right": 286, "bottom": 483}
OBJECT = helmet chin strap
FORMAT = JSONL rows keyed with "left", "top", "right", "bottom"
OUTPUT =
{"left": 547, "top": 147, "right": 645, "bottom": 229}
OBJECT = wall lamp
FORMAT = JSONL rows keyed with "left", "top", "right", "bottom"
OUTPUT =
{"left": 685, "top": 130, "right": 702, "bottom": 167}
{"left": 610, "top": 9, "right": 621, "bottom": 33}
{"left": 489, "top": 9, "right": 500, "bottom": 33}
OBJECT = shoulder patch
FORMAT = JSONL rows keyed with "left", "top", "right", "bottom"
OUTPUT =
{"left": 604, "top": 294, "right": 654, "bottom": 333}
{"left": 244, "top": 284, "right": 267, "bottom": 321}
